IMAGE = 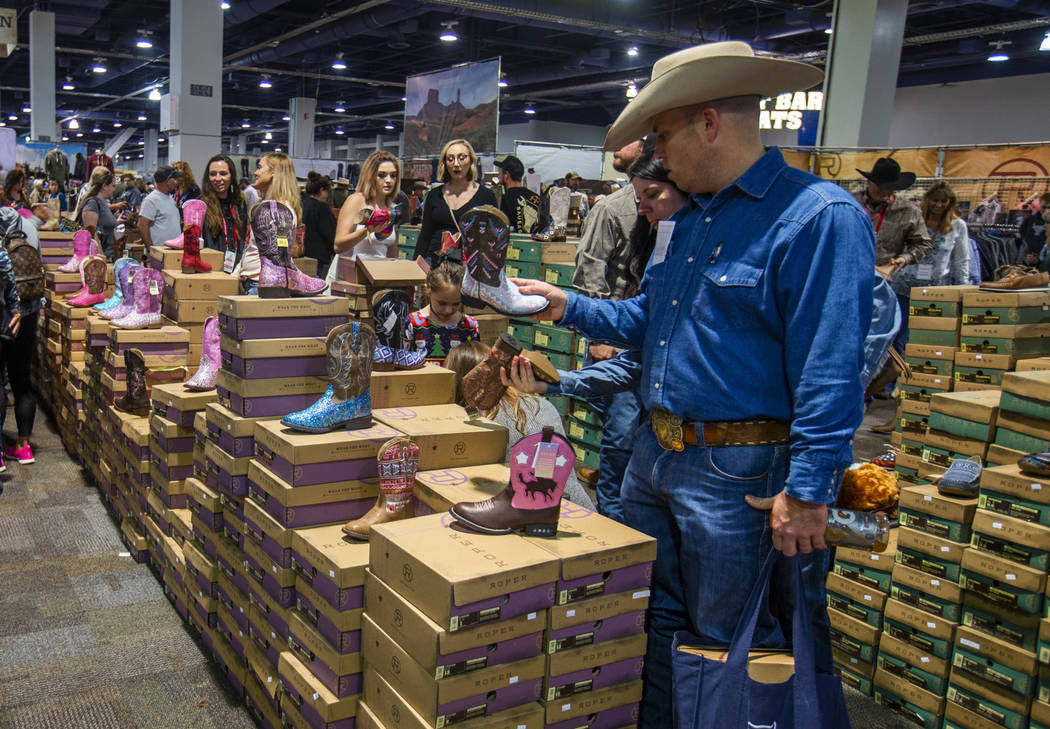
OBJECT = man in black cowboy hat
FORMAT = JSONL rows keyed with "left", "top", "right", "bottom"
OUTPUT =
{"left": 855, "top": 157, "right": 931, "bottom": 281}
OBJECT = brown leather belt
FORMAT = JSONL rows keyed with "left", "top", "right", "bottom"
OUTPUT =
{"left": 651, "top": 409, "right": 790, "bottom": 452}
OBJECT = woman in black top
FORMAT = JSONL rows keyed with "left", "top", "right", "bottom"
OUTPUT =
{"left": 173, "top": 161, "right": 202, "bottom": 208}
{"left": 301, "top": 172, "right": 337, "bottom": 277}
{"left": 413, "top": 138, "right": 497, "bottom": 264}
{"left": 75, "top": 168, "right": 119, "bottom": 259}
{"left": 201, "top": 154, "right": 249, "bottom": 272}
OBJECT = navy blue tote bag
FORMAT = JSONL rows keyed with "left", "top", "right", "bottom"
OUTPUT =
{"left": 671, "top": 549, "right": 852, "bottom": 729}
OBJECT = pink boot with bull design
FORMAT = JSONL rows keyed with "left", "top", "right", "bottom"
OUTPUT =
{"left": 449, "top": 426, "right": 575, "bottom": 537}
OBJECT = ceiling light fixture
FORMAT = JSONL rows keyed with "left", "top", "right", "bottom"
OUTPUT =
{"left": 136, "top": 38, "right": 153, "bottom": 49}
{"left": 988, "top": 39, "right": 1011, "bottom": 62}
{"left": 988, "top": 53, "right": 1009, "bottom": 61}
{"left": 259, "top": 75, "right": 272, "bottom": 88}
{"left": 401, "top": 96, "right": 406, "bottom": 102}
{"left": 91, "top": 59, "right": 107, "bottom": 73}
{"left": 76, "top": 132, "right": 83, "bottom": 137}
{"left": 332, "top": 53, "right": 346, "bottom": 70}
{"left": 62, "top": 82, "right": 75, "bottom": 90}
{"left": 627, "top": 46, "right": 639, "bottom": 56}
{"left": 282, "top": 115, "right": 291, "bottom": 121}
{"left": 334, "top": 102, "right": 346, "bottom": 113}
{"left": 21, "top": 105, "right": 30, "bottom": 113}
{"left": 221, "top": 1, "right": 231, "bottom": 9}
{"left": 61, "top": 135, "right": 68, "bottom": 141}
{"left": 265, "top": 131, "right": 273, "bottom": 140}
{"left": 824, "top": 27, "right": 833, "bottom": 34}
{"left": 241, "top": 121, "right": 251, "bottom": 128}
{"left": 137, "top": 114, "right": 147, "bottom": 120}
{"left": 113, "top": 121, "right": 122, "bottom": 127}
{"left": 158, "top": 137, "right": 165, "bottom": 142}
{"left": 68, "top": 118, "right": 80, "bottom": 129}
{"left": 384, "top": 122, "right": 395, "bottom": 130}
{"left": 498, "top": 74, "right": 508, "bottom": 88}
{"left": 1041, "top": 32, "right": 1050, "bottom": 51}
{"left": 439, "top": 21, "right": 458, "bottom": 42}
{"left": 261, "top": 139, "right": 269, "bottom": 144}
{"left": 6, "top": 115, "right": 16, "bottom": 121}
{"left": 275, "top": 147, "right": 282, "bottom": 152}
{"left": 92, "top": 126, "right": 101, "bottom": 133}
{"left": 524, "top": 105, "right": 536, "bottom": 115}
{"left": 334, "top": 129, "right": 345, "bottom": 135}
{"left": 148, "top": 88, "right": 162, "bottom": 101}
{"left": 625, "top": 83, "right": 638, "bottom": 99}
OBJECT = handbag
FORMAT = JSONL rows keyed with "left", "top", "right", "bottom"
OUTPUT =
{"left": 671, "top": 549, "right": 851, "bottom": 729}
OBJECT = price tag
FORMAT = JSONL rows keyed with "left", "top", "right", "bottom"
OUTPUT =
{"left": 652, "top": 221, "right": 675, "bottom": 265}
{"left": 960, "top": 638, "right": 981, "bottom": 650}
{"left": 149, "top": 280, "right": 159, "bottom": 295}
{"left": 916, "top": 263, "right": 934, "bottom": 280}
{"left": 544, "top": 269, "right": 558, "bottom": 284}
{"left": 941, "top": 546, "right": 950, "bottom": 553}
{"left": 930, "top": 579, "right": 940, "bottom": 586}
{"left": 507, "top": 248, "right": 520, "bottom": 260}
{"left": 223, "top": 249, "right": 235, "bottom": 274}
{"left": 534, "top": 332, "right": 549, "bottom": 347}
{"left": 506, "top": 265, "right": 519, "bottom": 278}
{"left": 277, "top": 236, "right": 289, "bottom": 248}
{"left": 1032, "top": 483, "right": 1042, "bottom": 491}
{"left": 920, "top": 657, "right": 930, "bottom": 663}
{"left": 569, "top": 423, "right": 584, "bottom": 439}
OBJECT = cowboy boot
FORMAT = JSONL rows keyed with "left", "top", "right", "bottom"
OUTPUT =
{"left": 372, "top": 289, "right": 425, "bottom": 371}
{"left": 180, "top": 199, "right": 211, "bottom": 274}
{"left": 342, "top": 437, "right": 419, "bottom": 540}
{"left": 58, "top": 229, "right": 95, "bottom": 272}
{"left": 94, "top": 257, "right": 136, "bottom": 311}
{"left": 450, "top": 426, "right": 575, "bottom": 536}
{"left": 360, "top": 207, "right": 394, "bottom": 238}
{"left": 531, "top": 188, "right": 569, "bottom": 242}
{"left": 67, "top": 255, "right": 108, "bottom": 307}
{"left": 281, "top": 321, "right": 376, "bottom": 433}
{"left": 252, "top": 200, "right": 327, "bottom": 298}
{"left": 184, "top": 316, "right": 220, "bottom": 391}
{"left": 115, "top": 348, "right": 150, "bottom": 416}
{"left": 99, "top": 263, "right": 142, "bottom": 320}
{"left": 460, "top": 206, "right": 549, "bottom": 316}
{"left": 460, "top": 333, "right": 522, "bottom": 413}
{"left": 112, "top": 268, "right": 164, "bottom": 329}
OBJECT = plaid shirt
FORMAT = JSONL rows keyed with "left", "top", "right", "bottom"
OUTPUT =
{"left": 854, "top": 191, "right": 931, "bottom": 267}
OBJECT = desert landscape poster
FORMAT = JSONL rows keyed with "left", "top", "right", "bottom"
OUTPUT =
{"left": 403, "top": 59, "right": 499, "bottom": 157}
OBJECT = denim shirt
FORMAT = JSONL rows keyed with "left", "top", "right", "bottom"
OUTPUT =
{"left": 559, "top": 148, "right": 875, "bottom": 504}
{"left": 546, "top": 349, "right": 643, "bottom": 399}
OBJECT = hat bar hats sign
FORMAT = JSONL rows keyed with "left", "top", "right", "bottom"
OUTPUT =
{"left": 0, "top": 8, "right": 16, "bottom": 59}
{"left": 603, "top": 41, "right": 824, "bottom": 151}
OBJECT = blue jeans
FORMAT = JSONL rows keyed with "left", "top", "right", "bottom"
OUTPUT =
{"left": 240, "top": 279, "right": 258, "bottom": 296}
{"left": 893, "top": 292, "right": 909, "bottom": 354}
{"left": 623, "top": 424, "right": 832, "bottom": 729}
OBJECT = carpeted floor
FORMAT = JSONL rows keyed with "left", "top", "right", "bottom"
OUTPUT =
{"left": 0, "top": 400, "right": 914, "bottom": 729}
{"left": 0, "top": 407, "right": 255, "bottom": 729}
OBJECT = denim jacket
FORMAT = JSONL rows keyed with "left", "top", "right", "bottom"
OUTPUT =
{"left": 558, "top": 148, "right": 874, "bottom": 504}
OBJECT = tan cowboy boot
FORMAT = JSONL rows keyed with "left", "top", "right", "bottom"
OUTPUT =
{"left": 343, "top": 437, "right": 420, "bottom": 540}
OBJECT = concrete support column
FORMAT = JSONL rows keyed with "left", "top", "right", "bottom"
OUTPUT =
{"left": 144, "top": 129, "right": 159, "bottom": 174}
{"left": 818, "top": 0, "right": 907, "bottom": 147}
{"left": 236, "top": 134, "right": 249, "bottom": 155}
{"left": 168, "top": 0, "right": 223, "bottom": 180}
{"left": 289, "top": 98, "right": 316, "bottom": 158}
{"left": 29, "top": 11, "right": 56, "bottom": 142}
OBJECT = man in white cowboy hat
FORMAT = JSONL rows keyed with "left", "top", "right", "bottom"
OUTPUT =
{"left": 513, "top": 41, "right": 876, "bottom": 727}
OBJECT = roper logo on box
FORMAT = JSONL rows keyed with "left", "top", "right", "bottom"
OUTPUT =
{"left": 391, "top": 656, "right": 401, "bottom": 674}
{"left": 390, "top": 705, "right": 400, "bottom": 724}
{"left": 404, "top": 383, "right": 416, "bottom": 395}
{"left": 453, "top": 442, "right": 466, "bottom": 455}
{"left": 418, "top": 469, "right": 468, "bottom": 487}
{"left": 402, "top": 564, "right": 413, "bottom": 582}
{"left": 393, "top": 609, "right": 404, "bottom": 628}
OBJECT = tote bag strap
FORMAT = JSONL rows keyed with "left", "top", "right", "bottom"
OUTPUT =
{"left": 718, "top": 548, "right": 822, "bottom": 728}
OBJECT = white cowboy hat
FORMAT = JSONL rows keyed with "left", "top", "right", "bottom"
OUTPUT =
{"left": 604, "top": 41, "right": 824, "bottom": 150}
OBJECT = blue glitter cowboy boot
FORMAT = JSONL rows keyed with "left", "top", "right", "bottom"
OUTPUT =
{"left": 94, "top": 257, "right": 136, "bottom": 311}
{"left": 460, "top": 206, "right": 549, "bottom": 317}
{"left": 281, "top": 321, "right": 376, "bottom": 433}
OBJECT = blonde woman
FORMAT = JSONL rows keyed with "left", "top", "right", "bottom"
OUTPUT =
{"left": 235, "top": 152, "right": 324, "bottom": 297}
{"left": 171, "top": 160, "right": 201, "bottom": 208}
{"left": 413, "top": 138, "right": 496, "bottom": 265}
{"left": 327, "top": 150, "right": 401, "bottom": 283}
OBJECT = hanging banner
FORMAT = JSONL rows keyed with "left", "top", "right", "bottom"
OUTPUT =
{"left": 943, "top": 146, "right": 1050, "bottom": 179}
{"left": 810, "top": 149, "right": 938, "bottom": 180}
{"left": 0, "top": 8, "right": 15, "bottom": 59}
{"left": 403, "top": 59, "right": 500, "bottom": 157}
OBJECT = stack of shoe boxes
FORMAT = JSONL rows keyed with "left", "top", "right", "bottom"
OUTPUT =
{"left": 921, "top": 392, "right": 998, "bottom": 483}
{"left": 411, "top": 464, "right": 656, "bottom": 726}
{"left": 100, "top": 327, "right": 190, "bottom": 405}
{"left": 566, "top": 400, "right": 602, "bottom": 471}
{"left": 159, "top": 270, "right": 239, "bottom": 366}
{"left": 37, "top": 230, "right": 76, "bottom": 269}
{"left": 957, "top": 290, "right": 1050, "bottom": 392}
{"left": 827, "top": 532, "right": 897, "bottom": 698}
{"left": 150, "top": 383, "right": 216, "bottom": 516}
{"left": 216, "top": 296, "right": 349, "bottom": 418}
{"left": 328, "top": 278, "right": 372, "bottom": 321}
{"left": 362, "top": 513, "right": 554, "bottom": 729}
{"left": 988, "top": 371, "right": 1050, "bottom": 469}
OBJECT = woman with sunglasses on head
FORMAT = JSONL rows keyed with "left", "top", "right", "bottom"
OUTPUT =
{"left": 413, "top": 139, "right": 496, "bottom": 266}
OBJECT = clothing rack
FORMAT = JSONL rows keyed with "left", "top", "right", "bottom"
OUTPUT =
{"left": 967, "top": 223, "right": 1021, "bottom": 233}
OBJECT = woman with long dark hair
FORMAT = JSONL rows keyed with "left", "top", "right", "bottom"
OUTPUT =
{"left": 200, "top": 154, "right": 249, "bottom": 272}
{"left": 302, "top": 172, "right": 336, "bottom": 277}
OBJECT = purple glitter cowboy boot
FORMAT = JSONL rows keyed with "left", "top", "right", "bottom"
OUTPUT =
{"left": 184, "top": 316, "right": 220, "bottom": 391}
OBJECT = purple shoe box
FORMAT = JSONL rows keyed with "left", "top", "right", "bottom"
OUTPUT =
{"left": 190, "top": 591, "right": 217, "bottom": 630}
{"left": 88, "top": 332, "right": 109, "bottom": 348}
{"left": 291, "top": 548, "right": 364, "bottom": 613}
{"left": 217, "top": 386, "right": 320, "bottom": 419}
{"left": 191, "top": 518, "right": 220, "bottom": 562}
{"left": 216, "top": 581, "right": 251, "bottom": 635}
{"left": 206, "top": 419, "right": 254, "bottom": 458}
{"left": 112, "top": 340, "right": 188, "bottom": 357}
{"left": 277, "top": 656, "right": 357, "bottom": 729}
{"left": 154, "top": 431, "right": 194, "bottom": 454}
{"left": 252, "top": 420, "right": 398, "bottom": 488}
{"left": 248, "top": 616, "right": 285, "bottom": 670}
{"left": 249, "top": 587, "right": 291, "bottom": 642}
{"left": 449, "top": 582, "right": 555, "bottom": 633}
{"left": 152, "top": 458, "right": 193, "bottom": 483}
{"left": 243, "top": 498, "right": 292, "bottom": 568}
{"left": 220, "top": 312, "right": 349, "bottom": 341}
{"left": 545, "top": 701, "right": 641, "bottom": 729}
{"left": 288, "top": 614, "right": 363, "bottom": 698}
{"left": 215, "top": 606, "right": 248, "bottom": 663}
{"left": 220, "top": 511, "right": 245, "bottom": 552}
{"left": 222, "top": 352, "right": 328, "bottom": 380}
{"left": 254, "top": 445, "right": 378, "bottom": 488}
{"left": 294, "top": 582, "right": 362, "bottom": 655}
{"left": 244, "top": 542, "right": 296, "bottom": 610}
{"left": 218, "top": 491, "right": 245, "bottom": 522}
{"left": 246, "top": 475, "right": 376, "bottom": 529}
{"left": 545, "top": 655, "right": 645, "bottom": 702}
{"left": 151, "top": 402, "right": 197, "bottom": 428}
{"left": 558, "top": 562, "right": 653, "bottom": 606}
{"left": 547, "top": 610, "right": 647, "bottom": 654}
{"left": 187, "top": 494, "right": 224, "bottom": 533}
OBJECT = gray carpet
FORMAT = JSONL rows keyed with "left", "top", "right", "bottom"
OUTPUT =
{"left": 0, "top": 407, "right": 255, "bottom": 729}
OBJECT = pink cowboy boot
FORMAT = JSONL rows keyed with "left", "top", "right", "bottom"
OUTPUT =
{"left": 184, "top": 316, "right": 220, "bottom": 391}
{"left": 99, "top": 263, "right": 142, "bottom": 320}
{"left": 180, "top": 199, "right": 211, "bottom": 274}
{"left": 252, "top": 200, "right": 327, "bottom": 297}
{"left": 67, "top": 256, "right": 108, "bottom": 307}
{"left": 58, "top": 230, "right": 99, "bottom": 272}
{"left": 449, "top": 426, "right": 575, "bottom": 536}
{"left": 112, "top": 267, "right": 164, "bottom": 329}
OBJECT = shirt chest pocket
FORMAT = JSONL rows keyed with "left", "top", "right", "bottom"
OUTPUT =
{"left": 693, "top": 261, "right": 765, "bottom": 331}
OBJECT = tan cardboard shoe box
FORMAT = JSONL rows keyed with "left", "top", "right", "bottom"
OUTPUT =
{"left": 215, "top": 369, "right": 328, "bottom": 398}
{"left": 252, "top": 419, "right": 402, "bottom": 466}
{"left": 414, "top": 464, "right": 509, "bottom": 514}
{"left": 355, "top": 258, "right": 426, "bottom": 288}
{"left": 289, "top": 523, "right": 370, "bottom": 591}
{"left": 277, "top": 651, "right": 357, "bottom": 727}
{"left": 371, "top": 365, "right": 456, "bottom": 409}
{"left": 365, "top": 569, "right": 546, "bottom": 675}
{"left": 150, "top": 246, "right": 225, "bottom": 272}
{"left": 219, "top": 334, "right": 326, "bottom": 359}
{"left": 362, "top": 666, "right": 545, "bottom": 729}
{"left": 981, "top": 463, "right": 1050, "bottom": 505}
{"left": 900, "top": 484, "right": 978, "bottom": 523}
{"left": 161, "top": 270, "right": 239, "bottom": 300}
{"left": 1018, "top": 357, "right": 1050, "bottom": 372}
{"left": 247, "top": 460, "right": 378, "bottom": 510}
{"left": 369, "top": 513, "right": 559, "bottom": 633}
{"left": 373, "top": 404, "right": 508, "bottom": 471}
{"left": 929, "top": 389, "right": 1001, "bottom": 425}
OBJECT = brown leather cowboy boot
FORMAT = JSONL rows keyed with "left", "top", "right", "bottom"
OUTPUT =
{"left": 343, "top": 437, "right": 420, "bottom": 540}
{"left": 460, "top": 333, "right": 522, "bottom": 412}
{"left": 114, "top": 348, "right": 150, "bottom": 416}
